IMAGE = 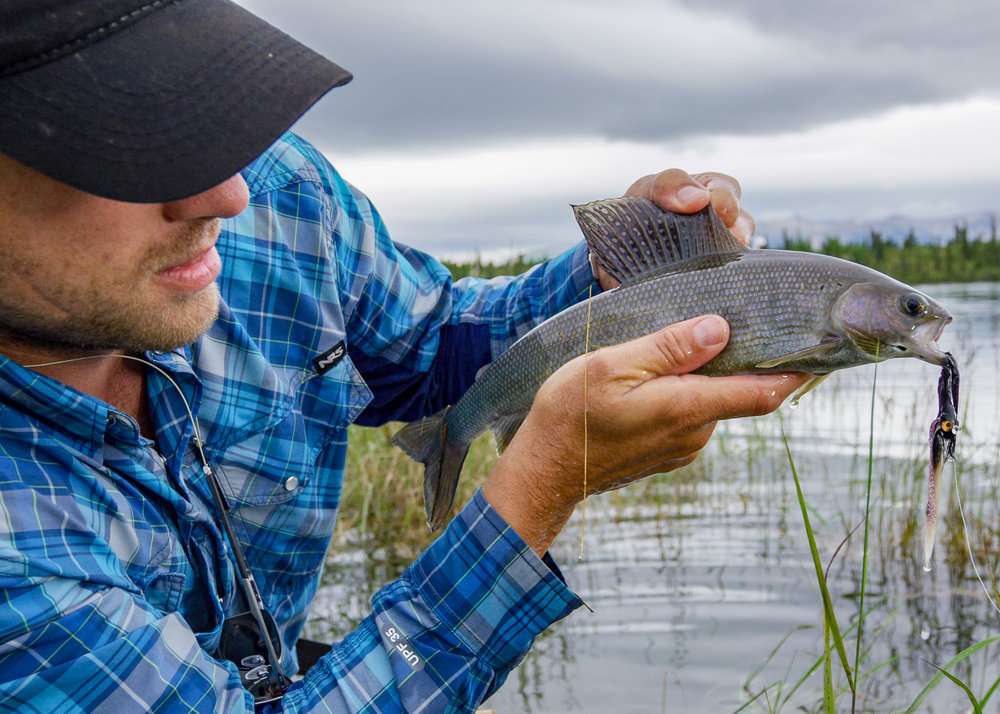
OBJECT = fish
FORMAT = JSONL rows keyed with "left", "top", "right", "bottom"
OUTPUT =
{"left": 924, "top": 352, "right": 960, "bottom": 571}
{"left": 393, "top": 197, "right": 954, "bottom": 530}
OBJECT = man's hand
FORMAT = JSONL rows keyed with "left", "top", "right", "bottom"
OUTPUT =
{"left": 592, "top": 169, "right": 755, "bottom": 290}
{"left": 483, "top": 315, "right": 808, "bottom": 555}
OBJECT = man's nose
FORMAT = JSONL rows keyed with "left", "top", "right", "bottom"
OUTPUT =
{"left": 161, "top": 174, "right": 249, "bottom": 221}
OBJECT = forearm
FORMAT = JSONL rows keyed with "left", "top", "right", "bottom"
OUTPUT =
{"left": 482, "top": 448, "right": 576, "bottom": 557}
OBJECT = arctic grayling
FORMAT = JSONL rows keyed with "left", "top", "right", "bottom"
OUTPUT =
{"left": 394, "top": 198, "right": 953, "bottom": 529}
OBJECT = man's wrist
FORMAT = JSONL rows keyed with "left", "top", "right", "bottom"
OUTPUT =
{"left": 482, "top": 451, "right": 577, "bottom": 556}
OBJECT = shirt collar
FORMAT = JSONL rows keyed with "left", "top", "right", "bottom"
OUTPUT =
{"left": 144, "top": 345, "right": 202, "bottom": 475}
{"left": 0, "top": 346, "right": 199, "bottom": 466}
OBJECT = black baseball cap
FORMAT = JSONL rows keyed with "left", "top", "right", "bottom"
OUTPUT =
{"left": 0, "top": 0, "right": 352, "bottom": 202}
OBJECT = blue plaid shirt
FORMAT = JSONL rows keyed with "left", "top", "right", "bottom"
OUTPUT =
{"left": 0, "top": 134, "right": 595, "bottom": 712}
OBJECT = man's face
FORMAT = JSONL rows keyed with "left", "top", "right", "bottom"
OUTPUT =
{"left": 0, "top": 153, "right": 249, "bottom": 353}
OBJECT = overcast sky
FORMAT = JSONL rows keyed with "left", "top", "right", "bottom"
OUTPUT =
{"left": 240, "top": 1, "right": 1000, "bottom": 259}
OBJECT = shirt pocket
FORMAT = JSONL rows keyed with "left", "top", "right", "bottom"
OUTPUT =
{"left": 298, "top": 351, "right": 373, "bottom": 456}
{"left": 209, "top": 352, "right": 371, "bottom": 509}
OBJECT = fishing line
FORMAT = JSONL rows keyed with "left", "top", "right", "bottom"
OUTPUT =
{"left": 579, "top": 283, "right": 594, "bottom": 561}
{"left": 953, "top": 459, "right": 1000, "bottom": 618}
{"left": 25, "top": 353, "right": 206, "bottom": 458}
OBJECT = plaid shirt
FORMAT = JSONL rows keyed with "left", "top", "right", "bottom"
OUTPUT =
{"left": 0, "top": 134, "right": 594, "bottom": 712}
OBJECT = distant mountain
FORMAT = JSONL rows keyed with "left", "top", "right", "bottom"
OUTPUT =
{"left": 755, "top": 211, "right": 998, "bottom": 250}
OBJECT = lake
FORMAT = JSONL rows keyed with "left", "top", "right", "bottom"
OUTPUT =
{"left": 309, "top": 282, "right": 1000, "bottom": 713}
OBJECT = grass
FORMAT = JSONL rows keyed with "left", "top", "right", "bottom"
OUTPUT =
{"left": 783, "top": 433, "right": 855, "bottom": 695}
{"left": 334, "top": 424, "right": 496, "bottom": 554}
{"left": 904, "top": 635, "right": 1000, "bottom": 712}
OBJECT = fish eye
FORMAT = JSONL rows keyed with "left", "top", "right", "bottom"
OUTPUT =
{"left": 900, "top": 293, "right": 926, "bottom": 317}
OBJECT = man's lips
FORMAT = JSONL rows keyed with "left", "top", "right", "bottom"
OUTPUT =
{"left": 153, "top": 245, "right": 221, "bottom": 292}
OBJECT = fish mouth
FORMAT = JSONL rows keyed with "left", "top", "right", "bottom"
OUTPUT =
{"left": 845, "top": 313, "right": 952, "bottom": 365}
{"left": 901, "top": 314, "right": 952, "bottom": 366}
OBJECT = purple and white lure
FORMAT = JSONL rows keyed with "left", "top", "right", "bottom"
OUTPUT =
{"left": 924, "top": 352, "right": 959, "bottom": 571}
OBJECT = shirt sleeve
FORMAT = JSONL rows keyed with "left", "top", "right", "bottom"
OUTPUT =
{"left": 315, "top": 155, "right": 600, "bottom": 425}
{"left": 279, "top": 489, "right": 582, "bottom": 712}
{"left": 0, "top": 491, "right": 581, "bottom": 713}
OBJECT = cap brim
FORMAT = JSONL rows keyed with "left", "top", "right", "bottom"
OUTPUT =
{"left": 0, "top": 0, "right": 351, "bottom": 202}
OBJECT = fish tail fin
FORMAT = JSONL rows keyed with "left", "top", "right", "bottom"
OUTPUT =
{"left": 392, "top": 408, "right": 470, "bottom": 530}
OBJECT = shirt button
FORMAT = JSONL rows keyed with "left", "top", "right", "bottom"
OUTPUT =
{"left": 284, "top": 476, "right": 300, "bottom": 492}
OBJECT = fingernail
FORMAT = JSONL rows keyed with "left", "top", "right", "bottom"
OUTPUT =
{"left": 693, "top": 316, "right": 727, "bottom": 347}
{"left": 677, "top": 185, "right": 709, "bottom": 206}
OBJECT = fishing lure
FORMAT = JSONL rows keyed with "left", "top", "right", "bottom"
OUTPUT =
{"left": 924, "top": 352, "right": 959, "bottom": 571}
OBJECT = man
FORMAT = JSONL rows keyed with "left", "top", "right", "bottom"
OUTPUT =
{"left": 0, "top": 1, "right": 806, "bottom": 711}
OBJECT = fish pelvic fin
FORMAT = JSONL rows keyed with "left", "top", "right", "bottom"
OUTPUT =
{"left": 572, "top": 197, "right": 745, "bottom": 284}
{"left": 790, "top": 373, "right": 831, "bottom": 405}
{"left": 491, "top": 412, "right": 527, "bottom": 454}
{"left": 391, "top": 408, "right": 471, "bottom": 531}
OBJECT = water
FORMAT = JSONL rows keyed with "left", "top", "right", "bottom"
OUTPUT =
{"left": 309, "top": 282, "right": 1000, "bottom": 713}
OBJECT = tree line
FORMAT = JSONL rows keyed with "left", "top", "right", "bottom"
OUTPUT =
{"left": 779, "top": 216, "right": 1000, "bottom": 284}
{"left": 443, "top": 217, "right": 1000, "bottom": 285}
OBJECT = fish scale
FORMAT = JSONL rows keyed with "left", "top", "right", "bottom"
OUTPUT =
{"left": 393, "top": 198, "right": 953, "bottom": 529}
{"left": 449, "top": 251, "right": 868, "bottom": 447}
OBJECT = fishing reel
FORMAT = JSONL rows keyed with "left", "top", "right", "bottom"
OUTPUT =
{"left": 218, "top": 609, "right": 291, "bottom": 705}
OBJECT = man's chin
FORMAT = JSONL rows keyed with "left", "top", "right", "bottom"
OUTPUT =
{"left": 122, "top": 287, "right": 222, "bottom": 352}
{"left": 0, "top": 286, "right": 221, "bottom": 355}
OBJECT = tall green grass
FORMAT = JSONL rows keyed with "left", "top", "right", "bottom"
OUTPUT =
{"left": 783, "top": 435, "right": 854, "bottom": 697}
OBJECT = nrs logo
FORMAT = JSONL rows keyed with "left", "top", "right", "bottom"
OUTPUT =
{"left": 312, "top": 341, "right": 346, "bottom": 374}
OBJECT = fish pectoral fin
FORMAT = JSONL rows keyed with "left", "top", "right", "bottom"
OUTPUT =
{"left": 491, "top": 412, "right": 527, "bottom": 454}
{"left": 790, "top": 373, "right": 831, "bottom": 404}
{"left": 755, "top": 339, "right": 842, "bottom": 369}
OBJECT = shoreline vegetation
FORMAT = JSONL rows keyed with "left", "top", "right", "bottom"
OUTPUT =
{"left": 444, "top": 219, "right": 1000, "bottom": 285}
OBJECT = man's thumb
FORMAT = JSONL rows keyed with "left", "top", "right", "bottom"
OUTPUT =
{"left": 613, "top": 315, "right": 730, "bottom": 376}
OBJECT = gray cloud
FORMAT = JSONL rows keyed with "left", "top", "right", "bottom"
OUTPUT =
{"left": 239, "top": 1, "right": 1000, "bottom": 154}
{"left": 674, "top": 1, "right": 999, "bottom": 50}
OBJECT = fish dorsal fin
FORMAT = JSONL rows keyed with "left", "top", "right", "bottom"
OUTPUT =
{"left": 573, "top": 197, "right": 745, "bottom": 284}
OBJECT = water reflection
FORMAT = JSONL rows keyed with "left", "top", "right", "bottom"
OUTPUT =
{"left": 309, "top": 282, "right": 1000, "bottom": 713}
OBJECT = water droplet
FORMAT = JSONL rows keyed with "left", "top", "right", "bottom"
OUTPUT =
{"left": 923, "top": 562, "right": 932, "bottom": 573}
{"left": 921, "top": 626, "right": 931, "bottom": 641}
{"left": 789, "top": 398, "right": 800, "bottom": 409}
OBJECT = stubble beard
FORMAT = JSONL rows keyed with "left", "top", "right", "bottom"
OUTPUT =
{"left": 0, "top": 282, "right": 221, "bottom": 354}
{"left": 0, "top": 219, "right": 222, "bottom": 354}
